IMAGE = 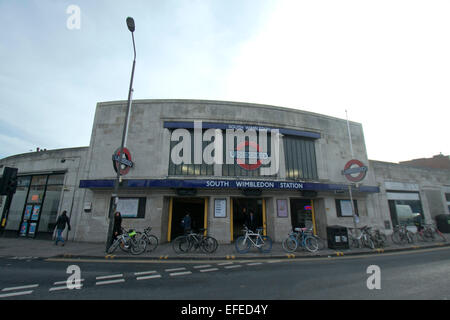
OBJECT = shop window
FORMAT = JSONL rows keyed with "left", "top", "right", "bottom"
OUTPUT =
{"left": 30, "top": 175, "right": 47, "bottom": 186}
{"left": 38, "top": 185, "right": 63, "bottom": 233}
{"left": 335, "top": 199, "right": 359, "bottom": 217}
{"left": 47, "top": 174, "right": 65, "bottom": 185}
{"left": 388, "top": 199, "right": 424, "bottom": 227}
{"left": 4, "top": 177, "right": 30, "bottom": 231}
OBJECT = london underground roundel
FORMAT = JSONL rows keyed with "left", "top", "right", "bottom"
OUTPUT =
{"left": 235, "top": 140, "right": 262, "bottom": 171}
{"left": 342, "top": 159, "right": 368, "bottom": 182}
{"left": 112, "top": 147, "right": 134, "bottom": 175}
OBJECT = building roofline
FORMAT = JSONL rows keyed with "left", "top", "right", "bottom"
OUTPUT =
{"left": 96, "top": 99, "right": 362, "bottom": 126}
{"left": 0, "top": 146, "right": 89, "bottom": 162}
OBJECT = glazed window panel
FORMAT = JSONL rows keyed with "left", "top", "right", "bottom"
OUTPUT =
{"left": 168, "top": 129, "right": 214, "bottom": 176}
{"left": 221, "top": 132, "right": 275, "bottom": 177}
{"left": 283, "top": 136, "right": 318, "bottom": 180}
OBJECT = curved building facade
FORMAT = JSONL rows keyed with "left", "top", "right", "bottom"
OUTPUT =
{"left": 1, "top": 100, "right": 448, "bottom": 243}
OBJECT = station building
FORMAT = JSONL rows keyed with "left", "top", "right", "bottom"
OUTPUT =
{"left": 0, "top": 100, "right": 449, "bottom": 243}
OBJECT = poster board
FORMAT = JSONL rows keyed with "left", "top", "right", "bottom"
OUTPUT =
{"left": 214, "top": 199, "right": 227, "bottom": 218}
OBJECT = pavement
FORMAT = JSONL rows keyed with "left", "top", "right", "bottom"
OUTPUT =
{"left": 0, "top": 235, "right": 449, "bottom": 261}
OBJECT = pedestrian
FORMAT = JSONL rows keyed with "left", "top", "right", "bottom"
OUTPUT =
{"left": 181, "top": 212, "right": 192, "bottom": 234}
{"left": 55, "top": 210, "right": 71, "bottom": 246}
{"left": 246, "top": 210, "right": 257, "bottom": 232}
{"left": 112, "top": 211, "right": 123, "bottom": 244}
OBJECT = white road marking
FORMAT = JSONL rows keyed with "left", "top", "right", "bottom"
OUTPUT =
{"left": 53, "top": 279, "right": 84, "bottom": 285}
{"left": 0, "top": 290, "right": 33, "bottom": 298}
{"left": 169, "top": 271, "right": 192, "bottom": 277}
{"left": 2, "top": 284, "right": 39, "bottom": 292}
{"left": 217, "top": 262, "right": 233, "bottom": 266}
{"left": 247, "top": 262, "right": 263, "bottom": 266}
{"left": 224, "top": 265, "right": 242, "bottom": 269}
{"left": 193, "top": 265, "right": 212, "bottom": 269}
{"left": 49, "top": 285, "right": 83, "bottom": 292}
{"left": 199, "top": 268, "right": 219, "bottom": 272}
{"left": 267, "top": 260, "right": 282, "bottom": 263}
{"left": 95, "top": 274, "right": 124, "bottom": 280}
{"left": 134, "top": 270, "right": 157, "bottom": 276}
{"left": 165, "top": 267, "right": 186, "bottom": 272}
{"left": 95, "top": 279, "right": 125, "bottom": 286}
{"left": 136, "top": 274, "right": 162, "bottom": 281}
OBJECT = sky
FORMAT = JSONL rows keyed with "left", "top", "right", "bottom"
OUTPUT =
{"left": 0, "top": 0, "right": 449, "bottom": 163}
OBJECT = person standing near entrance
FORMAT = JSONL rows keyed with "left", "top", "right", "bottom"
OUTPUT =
{"left": 111, "top": 211, "right": 123, "bottom": 244}
{"left": 246, "top": 210, "right": 257, "bottom": 232}
{"left": 55, "top": 210, "right": 71, "bottom": 246}
{"left": 181, "top": 212, "right": 192, "bottom": 234}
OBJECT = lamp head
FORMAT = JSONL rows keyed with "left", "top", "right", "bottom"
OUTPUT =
{"left": 126, "top": 17, "right": 135, "bottom": 32}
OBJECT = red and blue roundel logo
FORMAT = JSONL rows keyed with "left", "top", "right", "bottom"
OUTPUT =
{"left": 112, "top": 147, "right": 134, "bottom": 175}
{"left": 235, "top": 141, "right": 263, "bottom": 170}
{"left": 343, "top": 159, "right": 367, "bottom": 182}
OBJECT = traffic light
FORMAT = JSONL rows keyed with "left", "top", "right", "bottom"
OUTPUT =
{"left": 0, "top": 167, "right": 18, "bottom": 195}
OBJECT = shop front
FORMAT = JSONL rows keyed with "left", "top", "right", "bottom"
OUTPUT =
{"left": 4, "top": 173, "right": 65, "bottom": 239}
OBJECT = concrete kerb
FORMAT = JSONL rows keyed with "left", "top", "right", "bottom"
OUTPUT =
{"left": 2, "top": 237, "right": 449, "bottom": 262}
{"left": 46, "top": 242, "right": 450, "bottom": 262}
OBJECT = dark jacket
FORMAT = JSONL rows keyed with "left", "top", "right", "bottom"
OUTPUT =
{"left": 113, "top": 215, "right": 122, "bottom": 236}
{"left": 245, "top": 213, "right": 257, "bottom": 232}
{"left": 182, "top": 215, "right": 191, "bottom": 231}
{"left": 56, "top": 214, "right": 71, "bottom": 231}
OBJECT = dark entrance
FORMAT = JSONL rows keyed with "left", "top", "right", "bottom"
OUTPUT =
{"left": 170, "top": 197, "right": 205, "bottom": 241}
{"left": 290, "top": 199, "right": 314, "bottom": 230}
{"left": 232, "top": 198, "right": 264, "bottom": 241}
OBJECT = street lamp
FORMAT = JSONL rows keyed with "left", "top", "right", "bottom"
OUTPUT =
{"left": 105, "top": 17, "right": 137, "bottom": 251}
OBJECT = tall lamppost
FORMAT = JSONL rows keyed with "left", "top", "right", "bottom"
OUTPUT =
{"left": 105, "top": 17, "right": 137, "bottom": 251}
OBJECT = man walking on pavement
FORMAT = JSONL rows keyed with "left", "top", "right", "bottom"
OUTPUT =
{"left": 55, "top": 210, "right": 71, "bottom": 246}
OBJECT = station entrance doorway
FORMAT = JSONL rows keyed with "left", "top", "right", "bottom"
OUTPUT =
{"left": 169, "top": 197, "right": 206, "bottom": 241}
{"left": 290, "top": 199, "right": 316, "bottom": 234}
{"left": 231, "top": 198, "right": 265, "bottom": 241}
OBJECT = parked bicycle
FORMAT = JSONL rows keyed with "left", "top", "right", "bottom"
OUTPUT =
{"left": 172, "top": 229, "right": 218, "bottom": 254}
{"left": 416, "top": 223, "right": 447, "bottom": 242}
{"left": 391, "top": 224, "right": 414, "bottom": 245}
{"left": 107, "top": 228, "right": 147, "bottom": 255}
{"left": 282, "top": 227, "right": 319, "bottom": 253}
{"left": 136, "top": 226, "right": 159, "bottom": 252}
{"left": 303, "top": 226, "right": 326, "bottom": 250}
{"left": 235, "top": 226, "right": 272, "bottom": 253}
{"left": 370, "top": 228, "right": 388, "bottom": 248}
{"left": 348, "top": 226, "right": 375, "bottom": 249}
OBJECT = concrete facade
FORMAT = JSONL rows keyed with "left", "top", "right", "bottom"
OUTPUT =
{"left": 1, "top": 99, "right": 449, "bottom": 243}
{"left": 369, "top": 160, "right": 450, "bottom": 230}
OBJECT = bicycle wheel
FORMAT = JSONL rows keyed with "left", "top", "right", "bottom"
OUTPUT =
{"left": 282, "top": 236, "right": 298, "bottom": 253}
{"left": 172, "top": 236, "right": 189, "bottom": 254}
{"left": 119, "top": 239, "right": 131, "bottom": 253}
{"left": 257, "top": 235, "right": 272, "bottom": 253}
{"left": 422, "top": 229, "right": 434, "bottom": 241}
{"left": 363, "top": 236, "right": 375, "bottom": 249}
{"left": 434, "top": 230, "right": 447, "bottom": 242}
{"left": 235, "top": 236, "right": 251, "bottom": 254}
{"left": 106, "top": 240, "right": 119, "bottom": 254}
{"left": 145, "top": 235, "right": 159, "bottom": 252}
{"left": 130, "top": 238, "right": 147, "bottom": 255}
{"left": 314, "top": 236, "right": 326, "bottom": 250}
{"left": 406, "top": 231, "right": 415, "bottom": 244}
{"left": 349, "top": 236, "right": 360, "bottom": 248}
{"left": 304, "top": 236, "right": 319, "bottom": 253}
{"left": 391, "top": 231, "right": 403, "bottom": 244}
{"left": 201, "top": 236, "right": 218, "bottom": 253}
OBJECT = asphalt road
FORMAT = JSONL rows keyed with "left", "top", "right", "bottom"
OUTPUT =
{"left": 0, "top": 246, "right": 449, "bottom": 301}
